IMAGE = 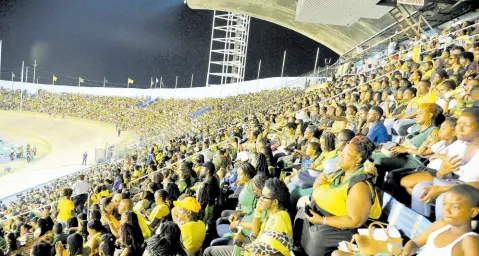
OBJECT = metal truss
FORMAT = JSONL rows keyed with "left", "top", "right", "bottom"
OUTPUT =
{"left": 206, "top": 11, "right": 251, "bottom": 86}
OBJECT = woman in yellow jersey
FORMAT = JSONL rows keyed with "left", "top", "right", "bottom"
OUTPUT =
{"left": 57, "top": 188, "right": 75, "bottom": 226}
{"left": 294, "top": 136, "right": 382, "bottom": 256}
{"left": 86, "top": 220, "right": 104, "bottom": 256}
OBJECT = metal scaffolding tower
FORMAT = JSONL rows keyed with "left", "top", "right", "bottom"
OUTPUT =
{"left": 206, "top": 11, "right": 251, "bottom": 87}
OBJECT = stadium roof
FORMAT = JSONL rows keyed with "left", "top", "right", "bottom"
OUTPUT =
{"left": 187, "top": 0, "right": 401, "bottom": 54}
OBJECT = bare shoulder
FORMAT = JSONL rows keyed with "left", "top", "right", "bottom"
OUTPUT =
{"left": 461, "top": 233, "right": 479, "bottom": 252}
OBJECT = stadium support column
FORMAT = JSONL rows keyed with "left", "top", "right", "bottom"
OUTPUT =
{"left": 33, "top": 60, "right": 37, "bottom": 84}
{"left": 206, "top": 11, "right": 251, "bottom": 87}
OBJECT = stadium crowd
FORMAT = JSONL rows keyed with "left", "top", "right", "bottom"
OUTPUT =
{"left": 0, "top": 18, "right": 478, "bottom": 256}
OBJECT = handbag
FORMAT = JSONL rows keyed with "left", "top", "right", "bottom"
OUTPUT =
{"left": 348, "top": 221, "right": 403, "bottom": 255}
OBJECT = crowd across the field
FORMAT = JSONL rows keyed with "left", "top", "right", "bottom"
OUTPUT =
{"left": 0, "top": 19, "right": 478, "bottom": 256}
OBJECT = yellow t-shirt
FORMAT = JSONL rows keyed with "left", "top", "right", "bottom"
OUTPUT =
{"left": 57, "top": 198, "right": 75, "bottom": 222}
{"left": 422, "top": 69, "right": 434, "bottom": 81}
{"left": 180, "top": 221, "right": 206, "bottom": 256}
{"left": 148, "top": 204, "right": 170, "bottom": 222}
{"left": 245, "top": 210, "right": 293, "bottom": 256}
{"left": 133, "top": 210, "right": 151, "bottom": 239}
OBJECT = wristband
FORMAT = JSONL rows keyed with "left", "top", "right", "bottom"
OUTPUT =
{"left": 322, "top": 216, "right": 327, "bottom": 226}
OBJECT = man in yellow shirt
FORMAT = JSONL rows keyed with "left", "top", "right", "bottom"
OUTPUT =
{"left": 173, "top": 196, "right": 206, "bottom": 256}
{"left": 204, "top": 178, "right": 293, "bottom": 256}
{"left": 57, "top": 188, "right": 75, "bottom": 226}
{"left": 421, "top": 61, "right": 434, "bottom": 81}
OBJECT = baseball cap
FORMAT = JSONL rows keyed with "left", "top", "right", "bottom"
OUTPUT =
{"left": 173, "top": 197, "right": 201, "bottom": 213}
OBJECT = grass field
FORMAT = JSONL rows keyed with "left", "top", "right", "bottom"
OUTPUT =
{"left": 0, "top": 110, "right": 138, "bottom": 199}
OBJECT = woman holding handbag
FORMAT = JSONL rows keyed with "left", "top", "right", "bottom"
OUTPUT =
{"left": 293, "top": 136, "right": 382, "bottom": 256}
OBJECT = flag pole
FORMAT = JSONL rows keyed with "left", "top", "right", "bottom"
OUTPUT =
{"left": 175, "top": 76, "right": 178, "bottom": 89}
{"left": 25, "top": 67, "right": 29, "bottom": 83}
{"left": 21, "top": 61, "right": 24, "bottom": 83}
{"left": 256, "top": 59, "right": 261, "bottom": 92}
{"left": 103, "top": 77, "right": 106, "bottom": 87}
{"left": 160, "top": 77, "right": 163, "bottom": 89}
{"left": 313, "top": 47, "right": 319, "bottom": 77}
{"left": 11, "top": 72, "right": 14, "bottom": 90}
{"left": 281, "top": 50, "right": 286, "bottom": 77}
{"left": 150, "top": 77, "right": 153, "bottom": 89}
{"left": 190, "top": 74, "right": 194, "bottom": 88}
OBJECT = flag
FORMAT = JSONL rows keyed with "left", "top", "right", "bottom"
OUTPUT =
{"left": 52, "top": 75, "right": 58, "bottom": 84}
{"left": 79, "top": 77, "right": 84, "bottom": 83}
{"left": 11, "top": 72, "right": 15, "bottom": 80}
{"left": 128, "top": 78, "right": 134, "bottom": 84}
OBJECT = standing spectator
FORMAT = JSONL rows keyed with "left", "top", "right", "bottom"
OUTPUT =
{"left": 57, "top": 188, "right": 75, "bottom": 227}
{"left": 71, "top": 174, "right": 90, "bottom": 214}
{"left": 82, "top": 151, "right": 88, "bottom": 166}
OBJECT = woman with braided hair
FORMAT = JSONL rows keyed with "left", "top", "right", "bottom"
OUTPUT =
{"left": 143, "top": 221, "right": 186, "bottom": 256}
{"left": 294, "top": 136, "right": 382, "bottom": 256}
{"left": 118, "top": 211, "right": 145, "bottom": 256}
{"left": 251, "top": 153, "right": 269, "bottom": 176}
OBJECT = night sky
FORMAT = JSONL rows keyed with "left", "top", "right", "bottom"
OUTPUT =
{"left": 0, "top": 0, "right": 337, "bottom": 89}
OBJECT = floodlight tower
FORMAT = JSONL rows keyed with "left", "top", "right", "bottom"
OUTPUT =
{"left": 206, "top": 11, "right": 251, "bottom": 87}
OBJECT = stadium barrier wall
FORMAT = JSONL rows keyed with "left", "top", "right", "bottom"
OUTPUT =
{"left": 0, "top": 76, "right": 324, "bottom": 99}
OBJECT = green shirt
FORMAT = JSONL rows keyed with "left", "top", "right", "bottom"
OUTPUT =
{"left": 238, "top": 181, "right": 256, "bottom": 215}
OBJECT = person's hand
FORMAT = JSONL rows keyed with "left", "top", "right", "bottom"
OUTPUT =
{"left": 391, "top": 146, "right": 407, "bottom": 154}
{"left": 230, "top": 221, "right": 240, "bottom": 231}
{"left": 419, "top": 186, "right": 445, "bottom": 203}
{"left": 233, "top": 231, "right": 246, "bottom": 245}
{"left": 55, "top": 241, "right": 64, "bottom": 255}
{"left": 437, "top": 155, "right": 462, "bottom": 177}
{"left": 399, "top": 248, "right": 413, "bottom": 256}
{"left": 313, "top": 173, "right": 328, "bottom": 189}
{"left": 305, "top": 209, "right": 324, "bottom": 225}
{"left": 228, "top": 213, "right": 240, "bottom": 223}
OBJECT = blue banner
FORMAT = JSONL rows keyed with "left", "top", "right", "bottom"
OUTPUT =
{"left": 189, "top": 106, "right": 211, "bottom": 119}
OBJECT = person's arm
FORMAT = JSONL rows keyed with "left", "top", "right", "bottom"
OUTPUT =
{"left": 462, "top": 234, "right": 479, "bottom": 256}
{"left": 87, "top": 236, "right": 100, "bottom": 256}
{"left": 400, "top": 220, "right": 447, "bottom": 256}
{"left": 251, "top": 208, "right": 263, "bottom": 237}
{"left": 306, "top": 182, "right": 372, "bottom": 229}
{"left": 103, "top": 213, "right": 120, "bottom": 238}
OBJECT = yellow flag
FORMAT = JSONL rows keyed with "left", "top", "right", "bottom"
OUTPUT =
{"left": 52, "top": 75, "right": 58, "bottom": 84}
{"left": 128, "top": 78, "right": 134, "bottom": 84}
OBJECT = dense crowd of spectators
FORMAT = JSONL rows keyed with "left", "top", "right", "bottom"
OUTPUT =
{"left": 0, "top": 19, "right": 478, "bottom": 256}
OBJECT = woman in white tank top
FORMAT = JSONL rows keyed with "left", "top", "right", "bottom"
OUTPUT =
{"left": 417, "top": 224, "right": 477, "bottom": 256}
{"left": 400, "top": 184, "right": 479, "bottom": 256}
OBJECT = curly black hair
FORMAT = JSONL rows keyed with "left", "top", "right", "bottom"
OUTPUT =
{"left": 349, "top": 136, "right": 375, "bottom": 164}
{"left": 264, "top": 178, "right": 291, "bottom": 212}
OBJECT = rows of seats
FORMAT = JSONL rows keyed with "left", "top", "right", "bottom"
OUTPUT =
{"left": 0, "top": 19, "right": 478, "bottom": 256}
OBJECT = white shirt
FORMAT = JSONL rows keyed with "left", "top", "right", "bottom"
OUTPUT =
{"left": 427, "top": 140, "right": 454, "bottom": 170}
{"left": 71, "top": 180, "right": 90, "bottom": 196}
{"left": 201, "top": 149, "right": 214, "bottom": 162}
{"left": 435, "top": 98, "right": 457, "bottom": 111}
{"left": 438, "top": 140, "right": 479, "bottom": 182}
